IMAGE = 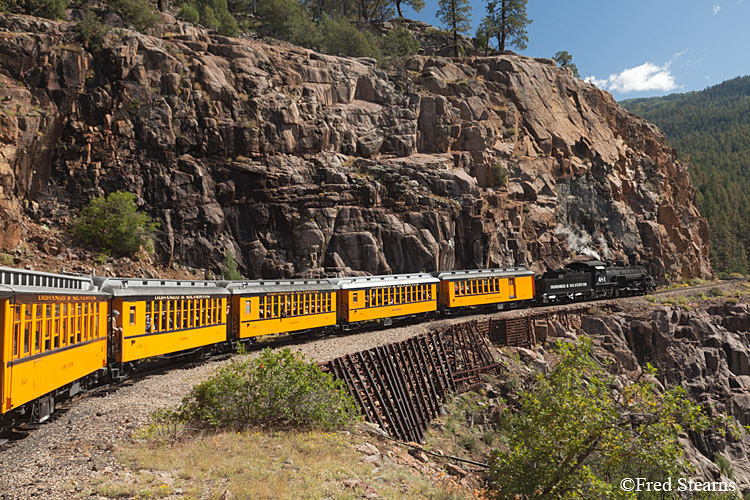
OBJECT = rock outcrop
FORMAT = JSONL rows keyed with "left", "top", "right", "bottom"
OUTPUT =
{"left": 563, "top": 305, "right": 750, "bottom": 493}
{"left": 0, "top": 14, "right": 711, "bottom": 280}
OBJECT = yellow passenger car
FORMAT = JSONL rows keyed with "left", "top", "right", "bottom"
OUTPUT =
{"left": 432, "top": 268, "right": 535, "bottom": 311}
{"left": 334, "top": 274, "right": 439, "bottom": 327}
{"left": 95, "top": 278, "right": 229, "bottom": 364}
{"left": 0, "top": 267, "right": 108, "bottom": 426}
{"left": 224, "top": 279, "right": 338, "bottom": 340}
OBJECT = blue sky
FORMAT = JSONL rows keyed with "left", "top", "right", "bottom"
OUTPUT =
{"left": 402, "top": 0, "right": 750, "bottom": 100}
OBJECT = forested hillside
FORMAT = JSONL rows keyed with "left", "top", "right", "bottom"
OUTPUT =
{"left": 622, "top": 76, "right": 750, "bottom": 275}
{"left": 0, "top": 0, "right": 427, "bottom": 60}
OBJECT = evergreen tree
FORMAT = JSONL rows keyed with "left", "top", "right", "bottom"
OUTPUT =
{"left": 355, "top": 0, "right": 394, "bottom": 23}
{"left": 473, "top": 21, "right": 490, "bottom": 55}
{"left": 110, "top": 0, "right": 160, "bottom": 32}
{"left": 483, "top": 0, "right": 530, "bottom": 52}
{"left": 221, "top": 253, "right": 243, "bottom": 280}
{"left": 437, "top": 0, "right": 471, "bottom": 57}
{"left": 303, "top": 0, "right": 357, "bottom": 22}
{"left": 319, "top": 15, "right": 381, "bottom": 59}
{"left": 553, "top": 50, "right": 579, "bottom": 77}
{"left": 394, "top": 0, "right": 423, "bottom": 18}
{"left": 487, "top": 340, "right": 725, "bottom": 500}
{"left": 256, "top": 0, "right": 321, "bottom": 48}
{"left": 0, "top": 0, "right": 69, "bottom": 19}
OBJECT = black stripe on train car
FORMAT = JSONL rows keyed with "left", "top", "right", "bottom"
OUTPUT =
{"left": 123, "top": 323, "right": 227, "bottom": 341}
{"left": 5, "top": 336, "right": 107, "bottom": 368}
{"left": 449, "top": 291, "right": 527, "bottom": 300}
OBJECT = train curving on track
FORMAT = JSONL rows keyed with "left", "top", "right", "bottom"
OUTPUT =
{"left": 0, "top": 260, "right": 653, "bottom": 434}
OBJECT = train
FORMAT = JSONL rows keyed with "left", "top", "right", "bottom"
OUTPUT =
{"left": 0, "top": 260, "right": 653, "bottom": 434}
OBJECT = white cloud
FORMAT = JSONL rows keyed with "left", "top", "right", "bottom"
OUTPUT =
{"left": 712, "top": 4, "right": 720, "bottom": 14}
{"left": 584, "top": 62, "right": 677, "bottom": 94}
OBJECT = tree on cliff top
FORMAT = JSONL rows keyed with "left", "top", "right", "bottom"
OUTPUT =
{"left": 70, "top": 191, "right": 159, "bottom": 257}
{"left": 437, "top": 0, "right": 472, "bottom": 57}
{"left": 554, "top": 50, "right": 580, "bottom": 78}
{"left": 394, "top": 0, "right": 423, "bottom": 18}
{"left": 486, "top": 339, "right": 733, "bottom": 500}
{"left": 482, "top": 0, "right": 530, "bottom": 52}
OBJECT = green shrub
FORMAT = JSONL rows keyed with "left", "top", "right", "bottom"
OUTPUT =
{"left": 490, "top": 160, "right": 507, "bottom": 187}
{"left": 0, "top": 0, "right": 68, "bottom": 19}
{"left": 175, "top": 348, "right": 359, "bottom": 431}
{"left": 458, "top": 433, "right": 478, "bottom": 452}
{"left": 69, "top": 191, "right": 158, "bottom": 257}
{"left": 110, "top": 0, "right": 160, "bottom": 32}
{"left": 0, "top": 253, "right": 14, "bottom": 266}
{"left": 190, "top": 0, "right": 238, "bottom": 35}
{"left": 710, "top": 287, "right": 726, "bottom": 297}
{"left": 487, "top": 339, "right": 720, "bottom": 500}
{"left": 201, "top": 4, "right": 219, "bottom": 28}
{"left": 221, "top": 253, "right": 243, "bottom": 280}
{"left": 381, "top": 25, "right": 420, "bottom": 59}
{"left": 256, "top": 0, "right": 320, "bottom": 49}
{"left": 36, "top": 0, "right": 68, "bottom": 19}
{"left": 75, "top": 10, "right": 111, "bottom": 51}
{"left": 178, "top": 3, "right": 200, "bottom": 23}
{"left": 715, "top": 453, "right": 735, "bottom": 480}
{"left": 319, "top": 15, "right": 381, "bottom": 59}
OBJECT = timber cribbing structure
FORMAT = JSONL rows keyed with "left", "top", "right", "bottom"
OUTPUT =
{"left": 322, "top": 305, "right": 616, "bottom": 442}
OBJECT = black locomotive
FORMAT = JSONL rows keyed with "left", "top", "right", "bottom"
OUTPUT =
{"left": 536, "top": 260, "right": 655, "bottom": 304}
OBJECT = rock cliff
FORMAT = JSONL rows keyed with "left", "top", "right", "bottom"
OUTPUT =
{"left": 533, "top": 300, "right": 750, "bottom": 493}
{"left": 574, "top": 304, "right": 750, "bottom": 492}
{"left": 0, "top": 14, "right": 711, "bottom": 280}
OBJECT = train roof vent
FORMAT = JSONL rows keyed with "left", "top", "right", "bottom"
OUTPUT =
{"left": 0, "top": 266, "right": 94, "bottom": 291}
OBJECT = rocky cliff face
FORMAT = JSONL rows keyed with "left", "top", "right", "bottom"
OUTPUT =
{"left": 0, "top": 14, "right": 711, "bottom": 280}
{"left": 535, "top": 301, "right": 750, "bottom": 493}
{"left": 570, "top": 304, "right": 750, "bottom": 492}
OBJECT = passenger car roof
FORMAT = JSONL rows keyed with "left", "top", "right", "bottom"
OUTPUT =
{"left": 220, "top": 279, "right": 338, "bottom": 294}
{"left": 0, "top": 266, "right": 102, "bottom": 298}
{"left": 431, "top": 267, "right": 534, "bottom": 281}
{"left": 94, "top": 277, "right": 229, "bottom": 298}
{"left": 331, "top": 273, "right": 439, "bottom": 290}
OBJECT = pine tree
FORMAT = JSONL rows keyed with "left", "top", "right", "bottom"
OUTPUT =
{"left": 394, "top": 0, "right": 423, "bottom": 18}
{"left": 553, "top": 50, "right": 579, "bottom": 77}
{"left": 483, "top": 0, "right": 530, "bottom": 52}
{"left": 437, "top": 0, "right": 471, "bottom": 57}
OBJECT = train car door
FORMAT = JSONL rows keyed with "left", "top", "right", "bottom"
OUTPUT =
{"left": 508, "top": 277, "right": 517, "bottom": 299}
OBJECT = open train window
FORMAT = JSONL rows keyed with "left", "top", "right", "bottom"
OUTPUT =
{"left": 12, "top": 305, "right": 20, "bottom": 357}
{"left": 509, "top": 277, "right": 516, "bottom": 299}
{"left": 88, "top": 304, "right": 95, "bottom": 340}
{"left": 34, "top": 305, "right": 42, "bottom": 352}
{"left": 129, "top": 305, "right": 136, "bottom": 326}
{"left": 245, "top": 299, "right": 251, "bottom": 315}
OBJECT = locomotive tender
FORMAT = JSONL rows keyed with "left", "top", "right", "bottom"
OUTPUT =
{"left": 0, "top": 260, "right": 653, "bottom": 433}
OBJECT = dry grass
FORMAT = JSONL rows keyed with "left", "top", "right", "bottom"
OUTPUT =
{"left": 89, "top": 429, "right": 469, "bottom": 500}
